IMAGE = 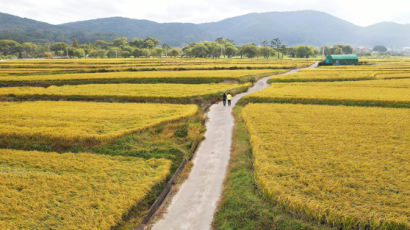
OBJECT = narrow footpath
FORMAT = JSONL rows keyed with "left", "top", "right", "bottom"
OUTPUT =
{"left": 151, "top": 63, "right": 318, "bottom": 230}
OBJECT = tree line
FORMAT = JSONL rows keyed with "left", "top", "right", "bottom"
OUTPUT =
{"left": 0, "top": 36, "right": 355, "bottom": 59}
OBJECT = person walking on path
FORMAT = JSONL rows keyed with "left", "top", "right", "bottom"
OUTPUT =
{"left": 222, "top": 92, "right": 227, "bottom": 106}
{"left": 227, "top": 92, "right": 232, "bottom": 106}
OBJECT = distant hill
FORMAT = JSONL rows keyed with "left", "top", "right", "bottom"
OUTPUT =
{"left": 360, "top": 22, "right": 410, "bottom": 48}
{"left": 199, "top": 11, "right": 362, "bottom": 46}
{"left": 0, "top": 12, "right": 116, "bottom": 44}
{"left": 61, "top": 17, "right": 210, "bottom": 47}
{"left": 1, "top": 10, "right": 409, "bottom": 48}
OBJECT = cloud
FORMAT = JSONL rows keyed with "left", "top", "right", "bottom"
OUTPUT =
{"left": 0, "top": 0, "right": 409, "bottom": 26}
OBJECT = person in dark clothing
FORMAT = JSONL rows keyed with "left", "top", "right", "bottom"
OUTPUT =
{"left": 222, "top": 92, "right": 227, "bottom": 106}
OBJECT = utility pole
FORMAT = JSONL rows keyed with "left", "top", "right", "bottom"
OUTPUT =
{"left": 115, "top": 50, "right": 118, "bottom": 58}
{"left": 66, "top": 47, "right": 69, "bottom": 58}
{"left": 220, "top": 45, "right": 223, "bottom": 58}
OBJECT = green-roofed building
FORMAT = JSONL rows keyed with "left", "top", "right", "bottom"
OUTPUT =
{"left": 325, "top": 54, "right": 358, "bottom": 65}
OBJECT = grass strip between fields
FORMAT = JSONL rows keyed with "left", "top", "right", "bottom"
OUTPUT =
{"left": 107, "top": 113, "right": 205, "bottom": 229}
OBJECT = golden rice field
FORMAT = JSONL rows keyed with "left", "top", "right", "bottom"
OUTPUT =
{"left": 0, "top": 58, "right": 315, "bottom": 76}
{"left": 319, "top": 67, "right": 410, "bottom": 77}
{"left": 0, "top": 63, "right": 305, "bottom": 71}
{"left": 0, "top": 148, "right": 171, "bottom": 229}
{"left": 0, "top": 68, "right": 75, "bottom": 76}
{"left": 242, "top": 103, "right": 410, "bottom": 229}
{"left": 0, "top": 58, "right": 315, "bottom": 67}
{"left": 0, "top": 101, "right": 198, "bottom": 148}
{"left": 247, "top": 78, "right": 410, "bottom": 107}
{"left": 270, "top": 58, "right": 410, "bottom": 82}
{"left": 0, "top": 58, "right": 316, "bottom": 86}
{"left": 0, "top": 69, "right": 283, "bottom": 82}
{"left": 0, "top": 57, "right": 319, "bottom": 229}
{"left": 270, "top": 69, "right": 375, "bottom": 82}
{"left": 270, "top": 68, "right": 410, "bottom": 82}
{"left": 376, "top": 72, "right": 410, "bottom": 80}
{"left": 0, "top": 82, "right": 250, "bottom": 100}
{"left": 0, "top": 65, "right": 291, "bottom": 76}
{"left": 359, "top": 58, "right": 410, "bottom": 66}
{"left": 319, "top": 66, "right": 410, "bottom": 72}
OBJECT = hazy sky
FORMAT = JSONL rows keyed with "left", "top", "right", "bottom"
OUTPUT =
{"left": 0, "top": 0, "right": 409, "bottom": 26}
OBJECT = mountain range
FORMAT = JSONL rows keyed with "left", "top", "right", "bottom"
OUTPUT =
{"left": 1, "top": 10, "right": 409, "bottom": 48}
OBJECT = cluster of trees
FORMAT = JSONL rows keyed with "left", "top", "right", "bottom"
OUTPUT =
{"left": 0, "top": 36, "right": 357, "bottom": 59}
{"left": 371, "top": 45, "right": 406, "bottom": 56}
{"left": 183, "top": 38, "right": 237, "bottom": 58}
{"left": 355, "top": 45, "right": 406, "bottom": 57}
{"left": 373, "top": 45, "right": 387, "bottom": 52}
{"left": 182, "top": 38, "right": 323, "bottom": 58}
{"left": 89, "top": 37, "right": 180, "bottom": 58}
{"left": 0, "top": 37, "right": 181, "bottom": 59}
{"left": 322, "top": 44, "right": 353, "bottom": 56}
{"left": 0, "top": 40, "right": 43, "bottom": 58}
{"left": 0, "top": 39, "right": 89, "bottom": 59}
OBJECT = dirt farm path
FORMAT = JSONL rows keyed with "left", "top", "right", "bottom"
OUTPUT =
{"left": 151, "top": 62, "right": 318, "bottom": 230}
